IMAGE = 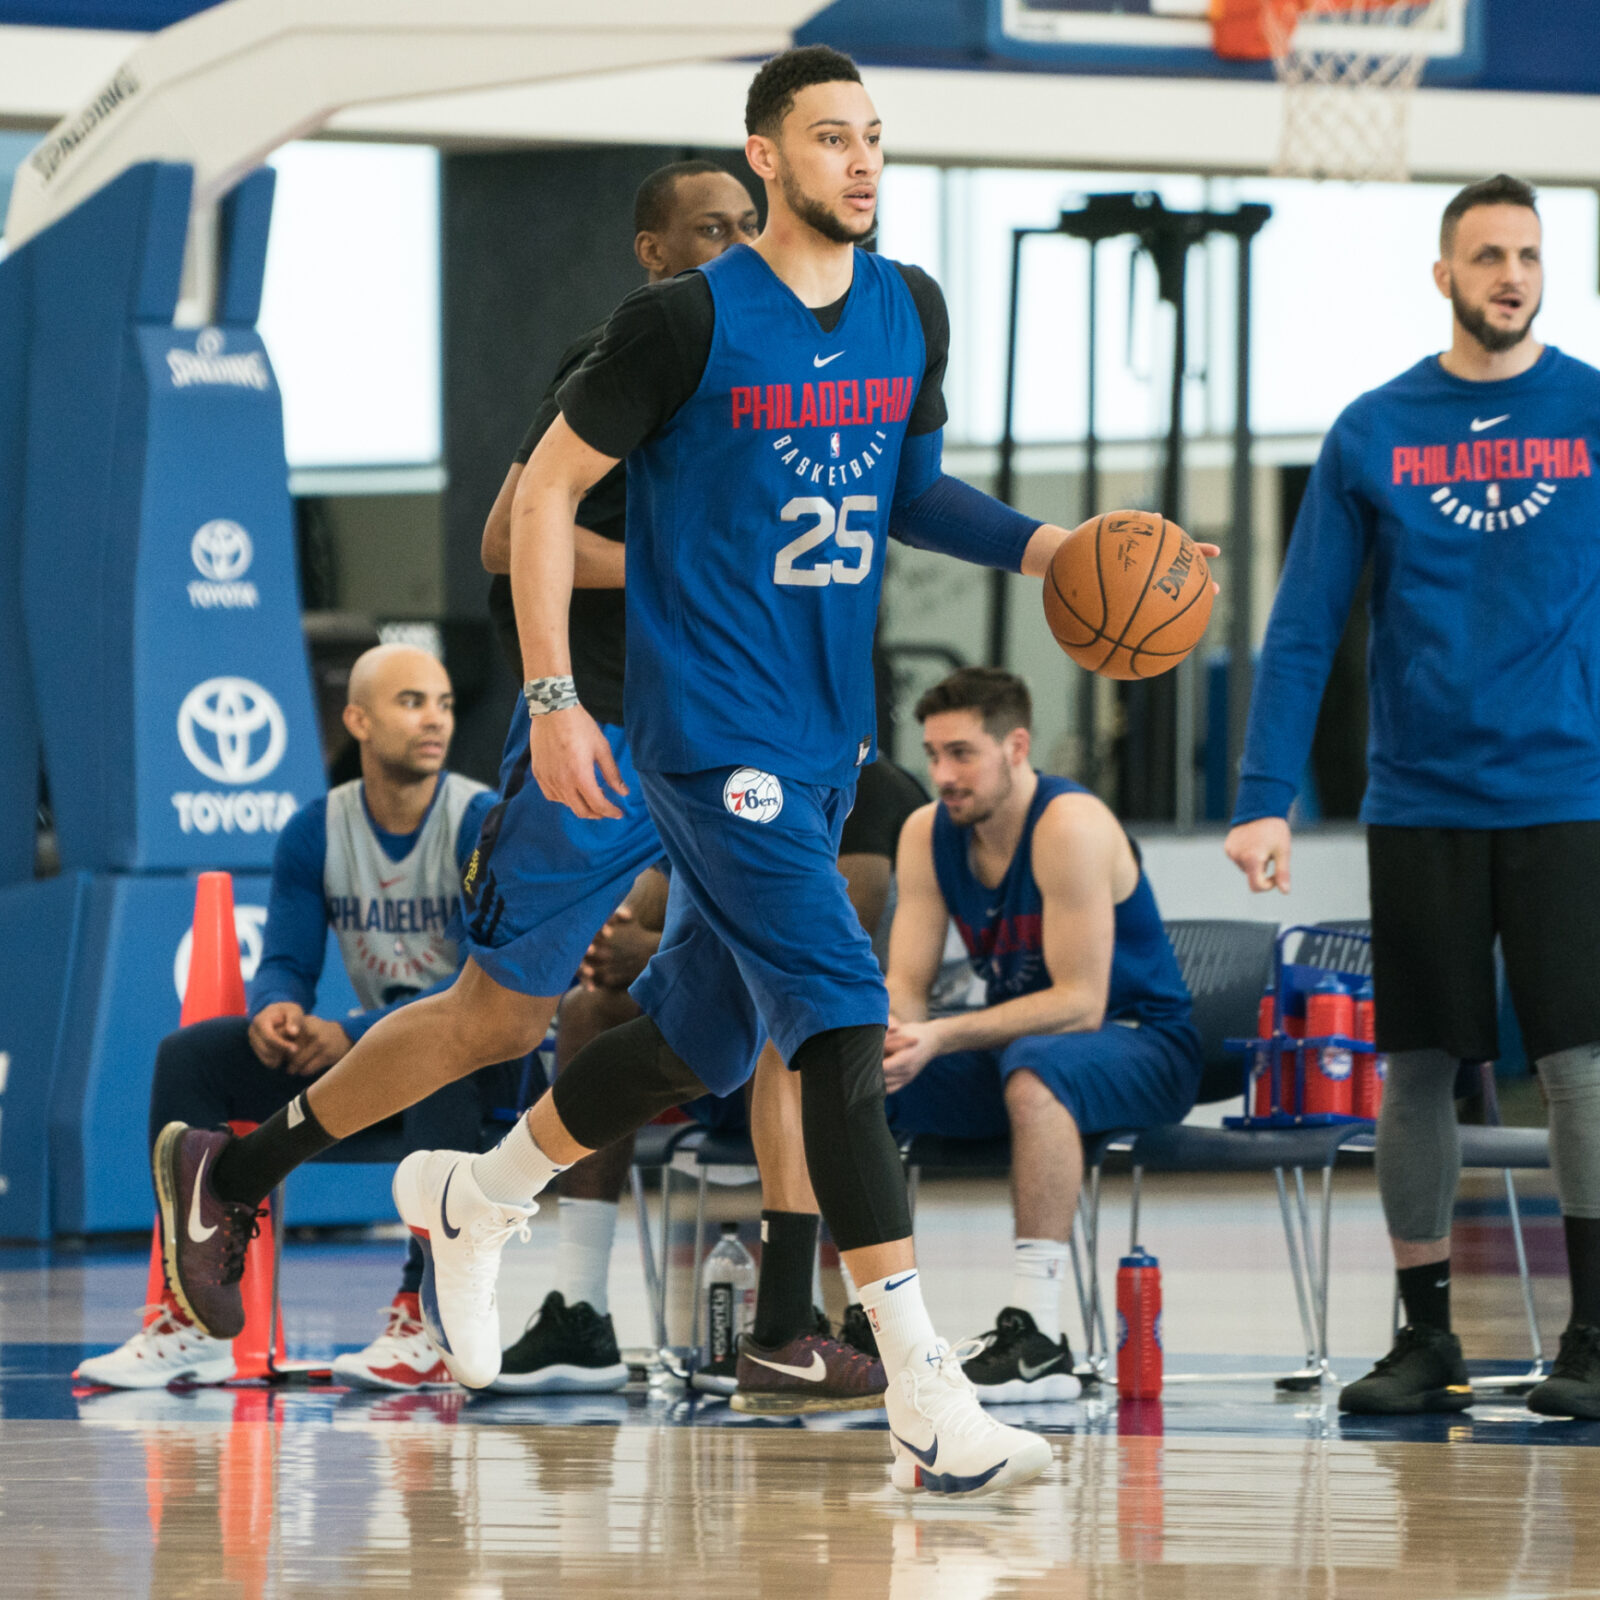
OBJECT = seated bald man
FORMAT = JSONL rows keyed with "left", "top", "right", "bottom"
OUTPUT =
{"left": 78, "top": 646, "right": 512, "bottom": 1392}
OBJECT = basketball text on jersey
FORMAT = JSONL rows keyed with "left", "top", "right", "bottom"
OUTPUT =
{"left": 1391, "top": 436, "right": 1592, "bottom": 485}
{"left": 322, "top": 772, "right": 486, "bottom": 1011}
{"left": 324, "top": 902, "right": 460, "bottom": 985}
{"left": 729, "top": 377, "right": 917, "bottom": 429}
{"left": 1392, "top": 436, "right": 1592, "bottom": 531}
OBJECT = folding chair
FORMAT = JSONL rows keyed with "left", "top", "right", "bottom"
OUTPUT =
{"left": 627, "top": 1119, "right": 706, "bottom": 1370}
{"left": 1079, "top": 919, "right": 1375, "bottom": 1390}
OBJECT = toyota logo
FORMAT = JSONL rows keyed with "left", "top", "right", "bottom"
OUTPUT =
{"left": 190, "top": 519, "right": 253, "bottom": 582}
{"left": 177, "top": 677, "right": 287, "bottom": 785}
{"left": 196, "top": 326, "right": 225, "bottom": 358}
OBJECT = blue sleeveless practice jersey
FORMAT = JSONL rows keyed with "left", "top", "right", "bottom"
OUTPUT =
{"left": 932, "top": 774, "right": 1193, "bottom": 1027}
{"left": 623, "top": 245, "right": 925, "bottom": 787}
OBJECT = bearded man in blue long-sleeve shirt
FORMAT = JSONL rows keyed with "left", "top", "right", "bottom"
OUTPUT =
{"left": 1226, "top": 174, "right": 1600, "bottom": 1421}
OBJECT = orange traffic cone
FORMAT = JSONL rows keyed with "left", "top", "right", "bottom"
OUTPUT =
{"left": 181, "top": 871, "right": 247, "bottom": 1025}
{"left": 143, "top": 874, "right": 284, "bottom": 1374}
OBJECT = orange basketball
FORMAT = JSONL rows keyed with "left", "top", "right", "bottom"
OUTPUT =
{"left": 1042, "top": 510, "right": 1213, "bottom": 680}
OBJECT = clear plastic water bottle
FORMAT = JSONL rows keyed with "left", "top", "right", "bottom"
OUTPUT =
{"left": 702, "top": 1221, "right": 756, "bottom": 1379}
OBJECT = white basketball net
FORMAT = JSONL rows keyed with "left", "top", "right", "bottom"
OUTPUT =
{"left": 1267, "top": 0, "right": 1450, "bottom": 182}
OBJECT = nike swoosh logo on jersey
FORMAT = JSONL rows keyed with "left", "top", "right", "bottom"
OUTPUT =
{"left": 379, "top": 875, "right": 403, "bottom": 890}
{"left": 891, "top": 1430, "right": 939, "bottom": 1468}
{"left": 440, "top": 1169, "right": 463, "bottom": 1240}
{"left": 745, "top": 1349, "right": 828, "bottom": 1382}
{"left": 813, "top": 350, "right": 846, "bottom": 368}
{"left": 1018, "top": 1353, "right": 1065, "bottom": 1381}
{"left": 188, "top": 1150, "right": 218, "bottom": 1243}
{"left": 1470, "top": 414, "right": 1510, "bottom": 432}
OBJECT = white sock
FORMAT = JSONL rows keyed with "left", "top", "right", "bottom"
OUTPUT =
{"left": 839, "top": 1258, "right": 860, "bottom": 1306}
{"left": 1011, "top": 1238, "right": 1070, "bottom": 1342}
{"left": 471, "top": 1117, "right": 566, "bottom": 1206}
{"left": 555, "top": 1198, "right": 619, "bottom": 1315}
{"left": 858, "top": 1268, "right": 939, "bottom": 1380}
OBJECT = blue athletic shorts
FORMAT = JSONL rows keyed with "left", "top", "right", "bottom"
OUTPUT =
{"left": 457, "top": 719, "right": 664, "bottom": 999}
{"left": 884, "top": 1019, "right": 1203, "bottom": 1140}
{"left": 630, "top": 766, "right": 889, "bottom": 1097}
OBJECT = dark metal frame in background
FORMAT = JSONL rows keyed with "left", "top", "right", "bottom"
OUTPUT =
{"left": 993, "top": 192, "right": 1270, "bottom": 827}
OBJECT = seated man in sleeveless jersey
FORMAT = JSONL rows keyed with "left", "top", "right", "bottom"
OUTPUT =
{"left": 80, "top": 646, "right": 506, "bottom": 1391}
{"left": 883, "top": 668, "right": 1203, "bottom": 1405}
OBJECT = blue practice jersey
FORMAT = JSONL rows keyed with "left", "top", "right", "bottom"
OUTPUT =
{"left": 1235, "top": 346, "right": 1600, "bottom": 829}
{"left": 624, "top": 245, "right": 926, "bottom": 787}
{"left": 932, "top": 774, "right": 1194, "bottom": 1028}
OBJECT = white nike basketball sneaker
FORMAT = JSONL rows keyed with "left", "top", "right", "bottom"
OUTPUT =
{"left": 886, "top": 1339, "right": 1054, "bottom": 1495}
{"left": 391, "top": 1149, "right": 535, "bottom": 1390}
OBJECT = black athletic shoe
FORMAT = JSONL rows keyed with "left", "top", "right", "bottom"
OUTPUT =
{"left": 487, "top": 1291, "right": 628, "bottom": 1394}
{"left": 840, "top": 1302, "right": 879, "bottom": 1360}
{"left": 960, "top": 1307, "right": 1082, "bottom": 1404}
{"left": 1338, "top": 1324, "right": 1474, "bottom": 1414}
{"left": 1527, "top": 1323, "right": 1600, "bottom": 1420}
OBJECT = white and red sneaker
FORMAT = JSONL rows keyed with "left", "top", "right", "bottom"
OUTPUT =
{"left": 76, "top": 1292, "right": 235, "bottom": 1390}
{"left": 332, "top": 1293, "right": 457, "bottom": 1392}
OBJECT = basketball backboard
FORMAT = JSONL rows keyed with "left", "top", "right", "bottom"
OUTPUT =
{"left": 986, "top": 0, "right": 1484, "bottom": 82}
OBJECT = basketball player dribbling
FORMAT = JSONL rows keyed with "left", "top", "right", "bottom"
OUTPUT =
{"left": 157, "top": 46, "right": 1220, "bottom": 1494}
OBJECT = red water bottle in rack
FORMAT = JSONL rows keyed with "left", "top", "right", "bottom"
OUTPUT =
{"left": 1253, "top": 984, "right": 1276, "bottom": 1117}
{"left": 1280, "top": 995, "right": 1304, "bottom": 1115}
{"left": 1352, "top": 977, "right": 1385, "bottom": 1119}
{"left": 1117, "top": 1248, "right": 1163, "bottom": 1399}
{"left": 1303, "top": 974, "right": 1354, "bottom": 1115}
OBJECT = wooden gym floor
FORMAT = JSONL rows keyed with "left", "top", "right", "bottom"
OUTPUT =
{"left": 3, "top": 1169, "right": 1598, "bottom": 1598}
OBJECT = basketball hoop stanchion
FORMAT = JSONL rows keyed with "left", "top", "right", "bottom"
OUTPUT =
{"left": 1215, "top": 0, "right": 1457, "bottom": 181}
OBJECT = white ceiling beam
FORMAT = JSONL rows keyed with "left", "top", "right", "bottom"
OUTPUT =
{"left": 5, "top": 22, "right": 1600, "bottom": 190}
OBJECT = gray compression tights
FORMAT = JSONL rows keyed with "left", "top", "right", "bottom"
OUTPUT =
{"left": 1539, "top": 1042, "right": 1600, "bottom": 1221}
{"left": 1376, "top": 1049, "right": 1462, "bottom": 1243}
{"left": 1377, "top": 1042, "right": 1600, "bottom": 1240}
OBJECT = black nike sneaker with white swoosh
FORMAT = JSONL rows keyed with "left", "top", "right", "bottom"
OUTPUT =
{"left": 152, "top": 1122, "right": 262, "bottom": 1341}
{"left": 960, "top": 1307, "right": 1082, "bottom": 1404}
{"left": 731, "top": 1327, "right": 888, "bottom": 1414}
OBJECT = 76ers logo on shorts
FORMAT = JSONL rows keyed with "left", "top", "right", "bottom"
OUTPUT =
{"left": 723, "top": 768, "right": 784, "bottom": 824}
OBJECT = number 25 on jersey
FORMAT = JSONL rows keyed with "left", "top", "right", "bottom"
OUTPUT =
{"left": 773, "top": 495, "right": 877, "bottom": 588}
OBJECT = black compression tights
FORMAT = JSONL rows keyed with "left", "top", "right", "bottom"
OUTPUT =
{"left": 550, "top": 1015, "right": 710, "bottom": 1151}
{"left": 793, "top": 1024, "right": 911, "bottom": 1253}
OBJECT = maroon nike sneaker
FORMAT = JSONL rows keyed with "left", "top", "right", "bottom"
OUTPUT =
{"left": 152, "top": 1122, "right": 261, "bottom": 1341}
{"left": 730, "top": 1329, "right": 888, "bottom": 1415}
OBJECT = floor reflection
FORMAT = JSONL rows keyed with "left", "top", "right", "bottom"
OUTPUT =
{"left": 0, "top": 1383, "right": 1593, "bottom": 1598}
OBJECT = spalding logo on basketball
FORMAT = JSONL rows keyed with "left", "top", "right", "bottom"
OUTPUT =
{"left": 1043, "top": 509, "right": 1213, "bottom": 680}
{"left": 723, "top": 768, "right": 784, "bottom": 823}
